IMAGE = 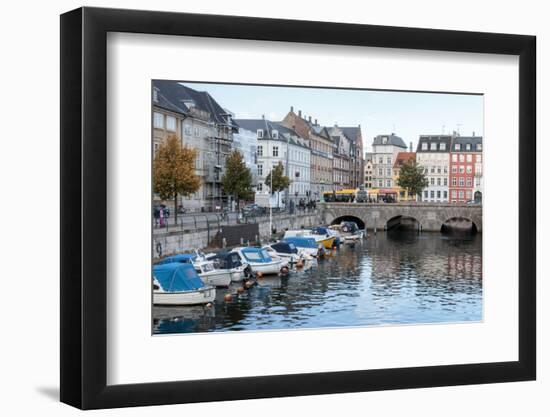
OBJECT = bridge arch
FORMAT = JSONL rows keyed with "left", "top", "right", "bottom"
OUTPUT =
{"left": 385, "top": 215, "right": 420, "bottom": 231}
{"left": 441, "top": 216, "right": 478, "bottom": 235}
{"left": 330, "top": 215, "right": 365, "bottom": 230}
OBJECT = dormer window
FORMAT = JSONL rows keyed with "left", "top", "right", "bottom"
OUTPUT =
{"left": 430, "top": 142, "right": 437, "bottom": 150}
{"left": 466, "top": 143, "right": 471, "bottom": 151}
{"left": 382, "top": 136, "right": 388, "bottom": 144}
{"left": 272, "top": 129, "right": 279, "bottom": 139}
{"left": 476, "top": 143, "right": 482, "bottom": 151}
{"left": 152, "top": 88, "right": 159, "bottom": 103}
{"left": 440, "top": 143, "right": 446, "bottom": 151}
{"left": 257, "top": 129, "right": 264, "bottom": 139}
{"left": 454, "top": 143, "right": 460, "bottom": 151}
{"left": 422, "top": 142, "right": 428, "bottom": 150}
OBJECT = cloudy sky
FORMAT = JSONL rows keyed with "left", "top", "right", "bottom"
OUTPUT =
{"left": 181, "top": 81, "right": 484, "bottom": 153}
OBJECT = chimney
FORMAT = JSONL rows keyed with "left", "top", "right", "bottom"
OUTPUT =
{"left": 290, "top": 106, "right": 294, "bottom": 113}
{"left": 262, "top": 114, "right": 265, "bottom": 119}
{"left": 308, "top": 116, "right": 312, "bottom": 123}
{"left": 298, "top": 110, "right": 302, "bottom": 118}
{"left": 315, "top": 118, "right": 318, "bottom": 125}
{"left": 472, "top": 131, "right": 475, "bottom": 136}
{"left": 410, "top": 142, "right": 413, "bottom": 152}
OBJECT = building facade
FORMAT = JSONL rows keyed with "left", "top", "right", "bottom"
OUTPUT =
{"left": 153, "top": 80, "right": 239, "bottom": 212}
{"left": 364, "top": 152, "right": 374, "bottom": 189}
{"left": 281, "top": 109, "right": 333, "bottom": 200}
{"left": 328, "top": 126, "right": 351, "bottom": 190}
{"left": 371, "top": 134, "right": 407, "bottom": 189}
{"left": 339, "top": 126, "right": 364, "bottom": 189}
{"left": 235, "top": 118, "right": 311, "bottom": 207}
{"left": 416, "top": 135, "right": 452, "bottom": 202}
{"left": 449, "top": 136, "right": 483, "bottom": 203}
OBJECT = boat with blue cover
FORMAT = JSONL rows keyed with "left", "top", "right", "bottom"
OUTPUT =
{"left": 231, "top": 247, "right": 285, "bottom": 275}
{"left": 156, "top": 253, "right": 231, "bottom": 287}
{"left": 153, "top": 262, "right": 215, "bottom": 305}
{"left": 283, "top": 236, "right": 324, "bottom": 258}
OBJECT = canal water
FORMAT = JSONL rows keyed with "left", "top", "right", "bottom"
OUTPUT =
{"left": 153, "top": 232, "right": 482, "bottom": 334}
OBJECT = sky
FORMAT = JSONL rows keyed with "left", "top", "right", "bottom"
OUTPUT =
{"left": 181, "top": 81, "right": 484, "bottom": 153}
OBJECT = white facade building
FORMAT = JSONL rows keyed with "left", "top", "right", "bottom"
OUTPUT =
{"left": 234, "top": 119, "right": 311, "bottom": 207}
{"left": 371, "top": 134, "right": 407, "bottom": 189}
{"left": 416, "top": 135, "right": 452, "bottom": 202}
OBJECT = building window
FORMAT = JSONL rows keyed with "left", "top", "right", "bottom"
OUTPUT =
{"left": 386, "top": 180, "right": 391, "bottom": 187}
{"left": 387, "top": 156, "right": 391, "bottom": 164}
{"left": 424, "top": 191, "right": 428, "bottom": 199}
{"left": 257, "top": 129, "right": 264, "bottom": 139}
{"left": 476, "top": 154, "right": 482, "bottom": 162}
{"left": 437, "top": 191, "right": 441, "bottom": 199}
{"left": 452, "top": 154, "right": 458, "bottom": 162}
{"left": 466, "top": 178, "right": 472, "bottom": 187}
{"left": 459, "top": 177, "right": 465, "bottom": 186}
{"left": 454, "top": 143, "right": 460, "bottom": 150}
{"left": 437, "top": 178, "right": 441, "bottom": 186}
{"left": 379, "top": 157, "right": 383, "bottom": 164}
{"left": 257, "top": 164, "right": 263, "bottom": 176}
{"left": 430, "top": 191, "right": 435, "bottom": 199}
{"left": 466, "top": 190, "right": 472, "bottom": 200}
{"left": 166, "top": 115, "right": 176, "bottom": 131}
{"left": 437, "top": 167, "right": 441, "bottom": 174}
{"left": 386, "top": 168, "right": 391, "bottom": 176}
{"left": 452, "top": 190, "right": 457, "bottom": 198}
{"left": 272, "top": 129, "right": 279, "bottom": 139}
{"left": 430, "top": 166, "right": 435, "bottom": 173}
{"left": 153, "top": 88, "right": 159, "bottom": 103}
{"left": 466, "top": 154, "right": 472, "bottom": 162}
{"left": 440, "top": 143, "right": 446, "bottom": 151}
{"left": 378, "top": 168, "right": 383, "bottom": 176}
{"left": 257, "top": 145, "right": 263, "bottom": 156}
{"left": 452, "top": 166, "right": 457, "bottom": 174}
{"left": 153, "top": 112, "right": 164, "bottom": 129}
{"left": 466, "top": 143, "right": 471, "bottom": 151}
{"left": 444, "top": 166, "right": 448, "bottom": 173}
{"left": 444, "top": 178, "right": 448, "bottom": 186}
{"left": 273, "top": 146, "right": 279, "bottom": 157}
{"left": 459, "top": 190, "right": 464, "bottom": 199}
{"left": 430, "top": 178, "right": 435, "bottom": 185}
{"left": 184, "top": 125, "right": 192, "bottom": 136}
{"left": 194, "top": 127, "right": 199, "bottom": 137}
{"left": 476, "top": 143, "right": 482, "bottom": 151}
{"left": 459, "top": 166, "right": 465, "bottom": 174}
{"left": 466, "top": 166, "right": 472, "bottom": 174}
{"left": 452, "top": 177, "right": 457, "bottom": 186}
{"left": 422, "top": 142, "right": 428, "bottom": 150}
{"left": 443, "top": 191, "right": 448, "bottom": 199}
{"left": 257, "top": 183, "right": 263, "bottom": 191}
{"left": 430, "top": 143, "right": 437, "bottom": 150}
{"left": 459, "top": 154, "right": 465, "bottom": 162}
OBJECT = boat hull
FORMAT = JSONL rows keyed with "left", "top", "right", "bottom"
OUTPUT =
{"left": 249, "top": 260, "right": 284, "bottom": 275}
{"left": 153, "top": 287, "right": 215, "bottom": 306}
{"left": 199, "top": 270, "right": 232, "bottom": 287}
{"left": 317, "top": 236, "right": 335, "bottom": 249}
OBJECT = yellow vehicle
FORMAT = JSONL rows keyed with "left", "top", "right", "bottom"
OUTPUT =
{"left": 323, "top": 188, "right": 368, "bottom": 203}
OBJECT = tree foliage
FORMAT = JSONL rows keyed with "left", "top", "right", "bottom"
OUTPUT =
{"left": 397, "top": 159, "right": 428, "bottom": 199}
{"left": 153, "top": 135, "right": 200, "bottom": 221}
{"left": 264, "top": 162, "right": 291, "bottom": 194}
{"left": 221, "top": 150, "right": 254, "bottom": 209}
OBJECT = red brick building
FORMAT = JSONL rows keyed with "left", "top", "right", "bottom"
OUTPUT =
{"left": 449, "top": 136, "right": 483, "bottom": 203}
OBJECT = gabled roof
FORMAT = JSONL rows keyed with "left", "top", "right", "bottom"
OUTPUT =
{"left": 234, "top": 119, "right": 310, "bottom": 149}
{"left": 339, "top": 127, "right": 362, "bottom": 143}
{"left": 373, "top": 134, "right": 407, "bottom": 148}
{"left": 393, "top": 152, "right": 416, "bottom": 168}
{"left": 152, "top": 80, "right": 238, "bottom": 129}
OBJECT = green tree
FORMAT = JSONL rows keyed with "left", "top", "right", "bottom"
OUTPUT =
{"left": 153, "top": 134, "right": 200, "bottom": 224}
{"left": 264, "top": 162, "right": 291, "bottom": 208}
{"left": 397, "top": 159, "right": 428, "bottom": 201}
{"left": 221, "top": 150, "right": 254, "bottom": 210}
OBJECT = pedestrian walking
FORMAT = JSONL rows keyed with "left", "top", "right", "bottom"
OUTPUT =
{"left": 159, "top": 206, "right": 165, "bottom": 228}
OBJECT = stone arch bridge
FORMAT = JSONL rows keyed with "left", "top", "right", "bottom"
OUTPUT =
{"left": 321, "top": 202, "right": 482, "bottom": 232}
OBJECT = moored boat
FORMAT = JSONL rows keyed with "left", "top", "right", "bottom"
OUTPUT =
{"left": 205, "top": 251, "right": 250, "bottom": 282}
{"left": 283, "top": 236, "right": 324, "bottom": 258}
{"left": 153, "top": 262, "right": 215, "bottom": 306}
{"left": 283, "top": 229, "right": 335, "bottom": 249}
{"left": 231, "top": 247, "right": 285, "bottom": 275}
{"left": 263, "top": 241, "right": 304, "bottom": 264}
{"left": 156, "top": 253, "right": 232, "bottom": 287}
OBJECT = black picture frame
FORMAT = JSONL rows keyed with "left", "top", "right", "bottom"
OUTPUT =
{"left": 60, "top": 6, "right": 536, "bottom": 410}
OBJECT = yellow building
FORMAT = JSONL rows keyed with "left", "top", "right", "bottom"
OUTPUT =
{"left": 393, "top": 152, "right": 417, "bottom": 201}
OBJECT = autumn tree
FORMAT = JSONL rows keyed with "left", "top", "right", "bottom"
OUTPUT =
{"left": 264, "top": 162, "right": 291, "bottom": 208}
{"left": 221, "top": 150, "right": 254, "bottom": 210}
{"left": 397, "top": 159, "right": 428, "bottom": 201}
{"left": 153, "top": 134, "right": 200, "bottom": 224}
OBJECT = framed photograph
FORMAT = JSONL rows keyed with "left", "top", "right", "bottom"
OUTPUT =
{"left": 60, "top": 6, "right": 536, "bottom": 409}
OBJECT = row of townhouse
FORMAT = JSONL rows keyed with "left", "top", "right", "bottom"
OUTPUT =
{"left": 365, "top": 132, "right": 483, "bottom": 204}
{"left": 153, "top": 81, "right": 365, "bottom": 211}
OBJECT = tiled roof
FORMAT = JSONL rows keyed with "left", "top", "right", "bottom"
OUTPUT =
{"left": 340, "top": 127, "right": 362, "bottom": 143}
{"left": 416, "top": 135, "right": 453, "bottom": 153}
{"left": 234, "top": 119, "right": 310, "bottom": 149}
{"left": 393, "top": 152, "right": 416, "bottom": 168}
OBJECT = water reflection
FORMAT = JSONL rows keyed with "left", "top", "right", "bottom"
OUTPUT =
{"left": 153, "top": 233, "right": 482, "bottom": 334}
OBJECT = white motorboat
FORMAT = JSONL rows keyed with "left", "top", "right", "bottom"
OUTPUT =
{"left": 263, "top": 241, "right": 303, "bottom": 265}
{"left": 153, "top": 263, "right": 215, "bottom": 306}
{"left": 205, "top": 251, "right": 251, "bottom": 282}
{"left": 193, "top": 260, "right": 232, "bottom": 287}
{"left": 232, "top": 247, "right": 285, "bottom": 275}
